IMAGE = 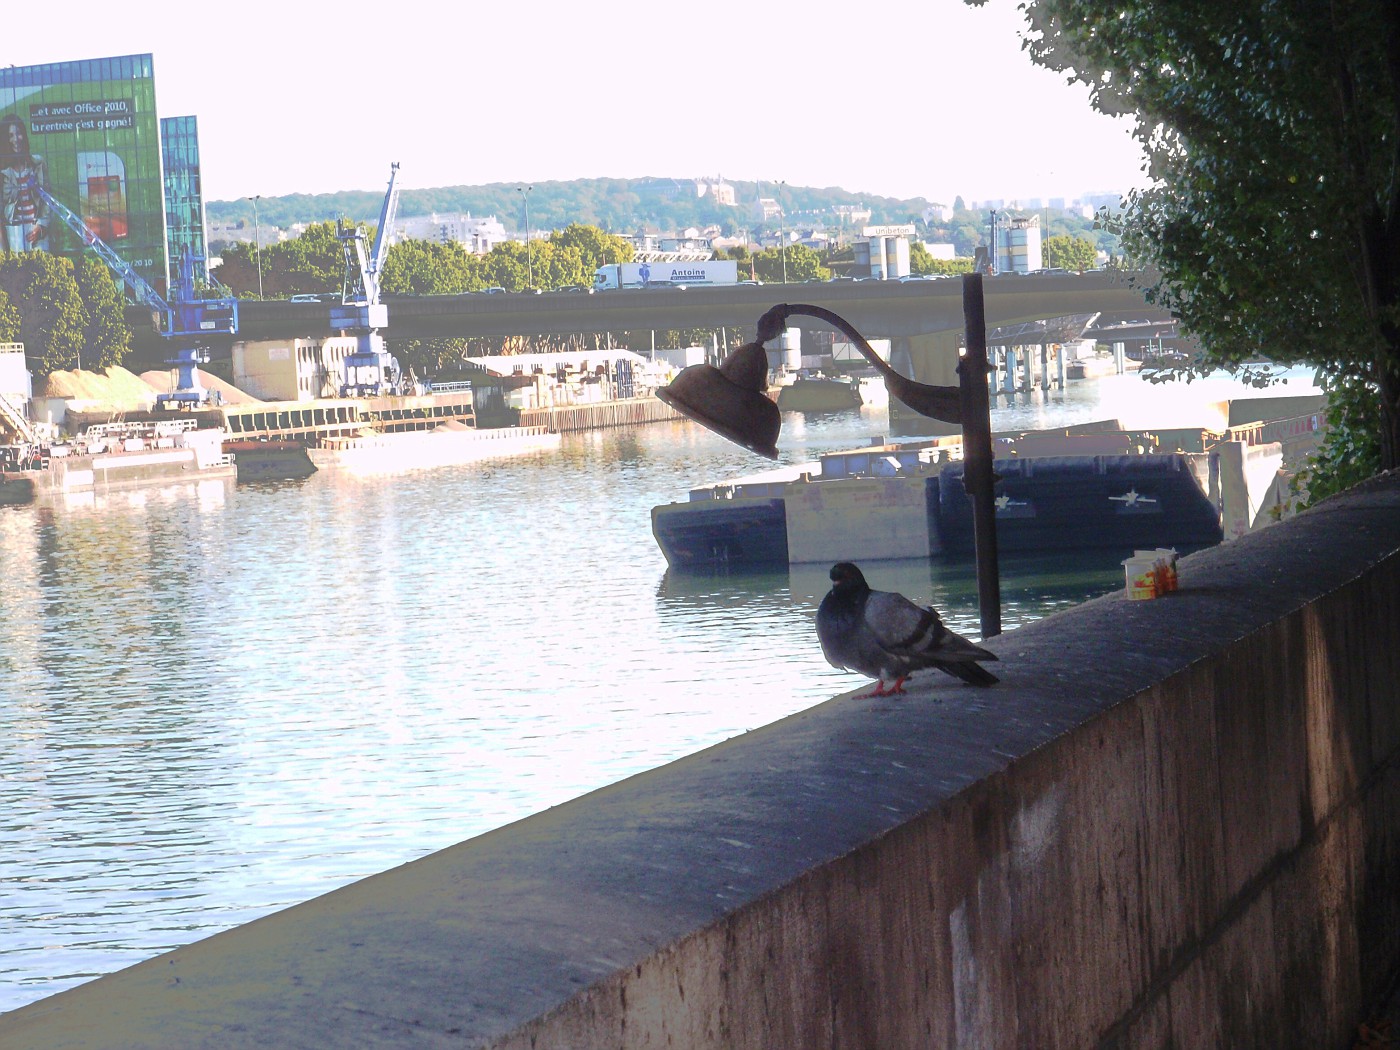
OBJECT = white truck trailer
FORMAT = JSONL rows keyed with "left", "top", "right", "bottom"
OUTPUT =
{"left": 592, "top": 260, "right": 739, "bottom": 290}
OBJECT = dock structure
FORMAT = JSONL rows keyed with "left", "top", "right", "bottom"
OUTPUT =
{"left": 519, "top": 395, "right": 682, "bottom": 433}
{"left": 2, "top": 471, "right": 1397, "bottom": 1048}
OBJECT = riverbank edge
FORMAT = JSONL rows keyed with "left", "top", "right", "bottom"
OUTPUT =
{"left": 2, "top": 471, "right": 1397, "bottom": 1048}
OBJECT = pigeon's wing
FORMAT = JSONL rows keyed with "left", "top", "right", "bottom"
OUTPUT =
{"left": 863, "top": 590, "right": 942, "bottom": 655}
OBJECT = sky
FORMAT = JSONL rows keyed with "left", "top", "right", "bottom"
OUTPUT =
{"left": 12, "top": 0, "right": 1149, "bottom": 207}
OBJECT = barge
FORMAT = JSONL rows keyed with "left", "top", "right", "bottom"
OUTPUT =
{"left": 651, "top": 431, "right": 1230, "bottom": 571}
{"left": 1, "top": 419, "right": 236, "bottom": 505}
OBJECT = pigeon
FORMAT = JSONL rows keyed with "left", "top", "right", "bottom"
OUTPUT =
{"left": 816, "top": 562, "right": 999, "bottom": 696}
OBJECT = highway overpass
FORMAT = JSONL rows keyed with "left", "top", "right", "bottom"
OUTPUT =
{"left": 128, "top": 271, "right": 1166, "bottom": 352}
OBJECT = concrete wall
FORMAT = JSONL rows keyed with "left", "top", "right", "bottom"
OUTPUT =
{"left": 3, "top": 472, "right": 1398, "bottom": 1049}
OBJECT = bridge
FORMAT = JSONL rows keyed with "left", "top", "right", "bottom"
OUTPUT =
{"left": 125, "top": 271, "right": 1170, "bottom": 374}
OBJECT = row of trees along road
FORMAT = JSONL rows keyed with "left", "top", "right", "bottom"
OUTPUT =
{"left": 995, "top": 0, "right": 1400, "bottom": 497}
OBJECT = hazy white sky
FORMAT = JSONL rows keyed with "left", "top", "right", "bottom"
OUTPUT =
{"left": 17, "top": 0, "right": 1148, "bottom": 206}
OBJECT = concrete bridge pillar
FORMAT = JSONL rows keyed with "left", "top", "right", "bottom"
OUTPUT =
{"left": 1039, "top": 344, "right": 1051, "bottom": 391}
{"left": 1114, "top": 341, "right": 1127, "bottom": 374}
{"left": 887, "top": 331, "right": 965, "bottom": 436}
{"left": 1057, "top": 343, "right": 1068, "bottom": 389}
{"left": 1021, "top": 344, "right": 1034, "bottom": 392}
{"left": 1003, "top": 348, "right": 1018, "bottom": 394}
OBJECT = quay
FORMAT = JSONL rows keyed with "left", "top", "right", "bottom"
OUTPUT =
{"left": 2, "top": 470, "right": 1396, "bottom": 1047}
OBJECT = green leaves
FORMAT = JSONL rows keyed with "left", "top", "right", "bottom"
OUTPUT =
{"left": 0, "top": 252, "right": 86, "bottom": 375}
{"left": 1002, "top": 0, "right": 1400, "bottom": 479}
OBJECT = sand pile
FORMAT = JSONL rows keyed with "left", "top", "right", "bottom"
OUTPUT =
{"left": 41, "top": 366, "right": 159, "bottom": 407}
{"left": 39, "top": 366, "right": 262, "bottom": 407}
{"left": 139, "top": 369, "right": 263, "bottom": 405}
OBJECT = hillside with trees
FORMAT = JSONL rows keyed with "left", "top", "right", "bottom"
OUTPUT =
{"left": 206, "top": 177, "right": 1120, "bottom": 258}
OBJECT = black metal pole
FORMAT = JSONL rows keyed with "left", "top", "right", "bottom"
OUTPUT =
{"left": 961, "top": 273, "right": 1002, "bottom": 638}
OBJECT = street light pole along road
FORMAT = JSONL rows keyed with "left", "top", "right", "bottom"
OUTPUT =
{"left": 247, "top": 195, "right": 263, "bottom": 299}
{"left": 517, "top": 185, "right": 534, "bottom": 289}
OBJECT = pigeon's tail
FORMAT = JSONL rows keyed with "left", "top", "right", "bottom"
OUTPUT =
{"left": 934, "top": 659, "right": 1000, "bottom": 686}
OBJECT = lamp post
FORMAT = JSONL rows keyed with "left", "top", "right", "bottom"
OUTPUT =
{"left": 656, "top": 279, "right": 1002, "bottom": 638}
{"left": 247, "top": 195, "right": 263, "bottom": 299}
{"left": 775, "top": 179, "right": 787, "bottom": 284}
{"left": 517, "top": 185, "right": 534, "bottom": 289}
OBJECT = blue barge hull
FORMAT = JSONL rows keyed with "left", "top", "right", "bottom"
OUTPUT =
{"left": 936, "top": 455, "right": 1224, "bottom": 556}
{"left": 652, "top": 452, "right": 1224, "bottom": 571}
{"left": 651, "top": 498, "right": 789, "bottom": 571}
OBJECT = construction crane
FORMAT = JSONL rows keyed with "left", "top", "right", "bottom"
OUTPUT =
{"left": 36, "top": 184, "right": 238, "bottom": 408}
{"left": 332, "top": 162, "right": 401, "bottom": 397}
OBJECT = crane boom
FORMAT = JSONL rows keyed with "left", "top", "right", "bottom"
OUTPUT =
{"left": 36, "top": 181, "right": 238, "bottom": 405}
{"left": 36, "top": 185, "right": 168, "bottom": 319}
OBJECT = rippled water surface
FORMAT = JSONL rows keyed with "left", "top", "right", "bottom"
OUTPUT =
{"left": 0, "top": 369, "right": 1320, "bottom": 1011}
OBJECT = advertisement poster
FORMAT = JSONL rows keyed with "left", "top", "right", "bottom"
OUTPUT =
{"left": 0, "top": 56, "right": 168, "bottom": 293}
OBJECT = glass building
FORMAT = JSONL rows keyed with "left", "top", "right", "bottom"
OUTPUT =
{"left": 160, "top": 115, "right": 210, "bottom": 284}
{"left": 0, "top": 53, "right": 210, "bottom": 296}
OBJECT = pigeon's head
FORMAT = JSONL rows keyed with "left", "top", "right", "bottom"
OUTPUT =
{"left": 828, "top": 562, "right": 868, "bottom": 589}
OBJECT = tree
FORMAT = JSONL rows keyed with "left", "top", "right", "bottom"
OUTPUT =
{"left": 550, "top": 224, "right": 633, "bottom": 271}
{"left": 1042, "top": 235, "right": 1097, "bottom": 272}
{"left": 0, "top": 288, "right": 19, "bottom": 343}
{"left": 72, "top": 258, "right": 132, "bottom": 370}
{"left": 996, "top": 0, "right": 1400, "bottom": 478}
{"left": 753, "top": 244, "right": 830, "bottom": 284}
{"left": 0, "top": 253, "right": 86, "bottom": 375}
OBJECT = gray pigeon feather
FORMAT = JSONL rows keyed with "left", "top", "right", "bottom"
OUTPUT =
{"left": 816, "top": 562, "right": 998, "bottom": 694}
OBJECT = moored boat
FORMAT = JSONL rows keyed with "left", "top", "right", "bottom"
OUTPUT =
{"left": 305, "top": 421, "right": 561, "bottom": 473}
{"left": 651, "top": 430, "right": 1231, "bottom": 571}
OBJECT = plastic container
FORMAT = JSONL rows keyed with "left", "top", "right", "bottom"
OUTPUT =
{"left": 1123, "top": 555, "right": 1159, "bottom": 600}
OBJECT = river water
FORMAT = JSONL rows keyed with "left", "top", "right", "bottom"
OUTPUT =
{"left": 0, "top": 367, "right": 1321, "bottom": 1012}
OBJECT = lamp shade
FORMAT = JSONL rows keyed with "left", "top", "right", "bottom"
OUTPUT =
{"left": 655, "top": 341, "right": 781, "bottom": 459}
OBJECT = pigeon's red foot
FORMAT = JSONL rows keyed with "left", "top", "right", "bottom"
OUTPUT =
{"left": 856, "top": 676, "right": 909, "bottom": 699}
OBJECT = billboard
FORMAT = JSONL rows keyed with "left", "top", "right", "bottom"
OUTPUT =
{"left": 0, "top": 55, "right": 169, "bottom": 293}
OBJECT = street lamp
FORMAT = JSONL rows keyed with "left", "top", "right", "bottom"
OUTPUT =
{"left": 774, "top": 180, "right": 787, "bottom": 284}
{"left": 517, "top": 185, "right": 534, "bottom": 289}
{"left": 247, "top": 195, "right": 263, "bottom": 299}
{"left": 656, "top": 280, "right": 1002, "bottom": 638}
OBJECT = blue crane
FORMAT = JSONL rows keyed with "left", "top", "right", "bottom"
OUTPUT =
{"left": 36, "top": 183, "right": 238, "bottom": 408}
{"left": 332, "top": 162, "right": 401, "bottom": 396}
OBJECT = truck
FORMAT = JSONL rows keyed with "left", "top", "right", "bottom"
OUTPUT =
{"left": 592, "top": 260, "right": 739, "bottom": 291}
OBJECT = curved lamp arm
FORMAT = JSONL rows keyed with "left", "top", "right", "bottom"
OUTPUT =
{"left": 756, "top": 303, "right": 962, "bottom": 425}
{"left": 657, "top": 302, "right": 965, "bottom": 460}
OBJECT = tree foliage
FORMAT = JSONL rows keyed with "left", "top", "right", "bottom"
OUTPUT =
{"left": 753, "top": 243, "right": 830, "bottom": 284}
{"left": 0, "top": 253, "right": 87, "bottom": 375}
{"left": 72, "top": 258, "right": 132, "bottom": 369}
{"left": 999, "top": 0, "right": 1400, "bottom": 477}
{"left": 1042, "top": 234, "right": 1098, "bottom": 272}
{"left": 0, "top": 287, "right": 18, "bottom": 343}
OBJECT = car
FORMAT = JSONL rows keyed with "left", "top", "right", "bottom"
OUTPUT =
{"left": 517, "top": 287, "right": 543, "bottom": 295}
{"left": 558, "top": 284, "right": 594, "bottom": 294}
{"left": 289, "top": 294, "right": 322, "bottom": 303}
{"left": 481, "top": 287, "right": 507, "bottom": 295}
{"left": 737, "top": 279, "right": 764, "bottom": 286}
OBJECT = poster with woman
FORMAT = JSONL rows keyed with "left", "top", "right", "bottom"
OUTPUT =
{"left": 1, "top": 114, "right": 51, "bottom": 253}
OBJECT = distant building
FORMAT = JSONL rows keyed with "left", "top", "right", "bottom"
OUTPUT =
{"left": 395, "top": 213, "right": 507, "bottom": 255}
{"left": 857, "top": 225, "right": 916, "bottom": 279}
{"left": 833, "top": 203, "right": 872, "bottom": 226}
{"left": 695, "top": 177, "right": 736, "bottom": 206}
{"left": 752, "top": 198, "right": 784, "bottom": 223}
{"left": 922, "top": 203, "right": 954, "bottom": 224}
{"left": 234, "top": 336, "right": 362, "bottom": 401}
